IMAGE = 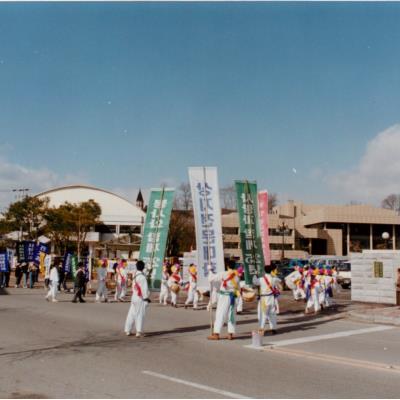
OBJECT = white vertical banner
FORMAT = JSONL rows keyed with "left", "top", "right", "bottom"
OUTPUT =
{"left": 189, "top": 167, "right": 225, "bottom": 289}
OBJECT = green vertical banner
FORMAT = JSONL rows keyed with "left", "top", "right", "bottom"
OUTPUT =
{"left": 235, "top": 180, "right": 265, "bottom": 285}
{"left": 71, "top": 255, "right": 78, "bottom": 278}
{"left": 139, "top": 188, "right": 175, "bottom": 289}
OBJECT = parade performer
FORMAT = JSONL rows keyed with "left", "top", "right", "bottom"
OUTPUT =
{"left": 323, "top": 268, "right": 334, "bottom": 308}
{"left": 114, "top": 260, "right": 128, "bottom": 302}
{"left": 185, "top": 264, "right": 199, "bottom": 309}
{"left": 159, "top": 264, "right": 170, "bottom": 306}
{"left": 285, "top": 266, "right": 305, "bottom": 301}
{"left": 236, "top": 265, "right": 245, "bottom": 314}
{"left": 304, "top": 268, "right": 321, "bottom": 314}
{"left": 207, "top": 260, "right": 240, "bottom": 340}
{"left": 46, "top": 264, "right": 59, "bottom": 302}
{"left": 96, "top": 259, "right": 108, "bottom": 303}
{"left": 318, "top": 267, "right": 327, "bottom": 309}
{"left": 254, "top": 264, "right": 280, "bottom": 335}
{"left": 124, "top": 260, "right": 151, "bottom": 337}
{"left": 168, "top": 264, "right": 181, "bottom": 307}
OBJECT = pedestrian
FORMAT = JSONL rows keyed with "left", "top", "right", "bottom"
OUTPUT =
{"left": 72, "top": 262, "right": 86, "bottom": 303}
{"left": 184, "top": 264, "right": 199, "bottom": 310}
{"left": 168, "top": 264, "right": 181, "bottom": 307}
{"left": 254, "top": 264, "right": 281, "bottom": 335}
{"left": 124, "top": 260, "right": 151, "bottom": 337}
{"left": 114, "top": 260, "right": 127, "bottom": 302}
{"left": 28, "top": 262, "right": 37, "bottom": 289}
{"left": 15, "top": 263, "right": 22, "bottom": 288}
{"left": 159, "top": 263, "right": 170, "bottom": 306}
{"left": 46, "top": 264, "right": 59, "bottom": 302}
{"left": 21, "top": 262, "right": 28, "bottom": 288}
{"left": 96, "top": 259, "right": 108, "bottom": 303}
{"left": 207, "top": 260, "right": 240, "bottom": 340}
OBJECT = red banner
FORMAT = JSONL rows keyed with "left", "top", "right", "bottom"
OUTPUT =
{"left": 258, "top": 191, "right": 271, "bottom": 266}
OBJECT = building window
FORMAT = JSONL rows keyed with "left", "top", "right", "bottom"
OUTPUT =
{"left": 120, "top": 225, "right": 141, "bottom": 234}
{"left": 270, "top": 244, "right": 293, "bottom": 250}
{"left": 373, "top": 224, "right": 393, "bottom": 250}
{"left": 224, "top": 242, "right": 239, "bottom": 249}
{"left": 95, "top": 224, "right": 116, "bottom": 234}
{"left": 349, "top": 223, "right": 370, "bottom": 252}
{"left": 222, "top": 227, "right": 239, "bottom": 235}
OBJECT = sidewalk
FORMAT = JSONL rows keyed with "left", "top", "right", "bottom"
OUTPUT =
{"left": 348, "top": 305, "right": 400, "bottom": 326}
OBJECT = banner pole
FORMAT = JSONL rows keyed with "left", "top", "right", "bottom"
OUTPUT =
{"left": 202, "top": 167, "right": 214, "bottom": 335}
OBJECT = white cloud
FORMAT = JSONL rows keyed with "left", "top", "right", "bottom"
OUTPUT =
{"left": 329, "top": 124, "right": 400, "bottom": 204}
{"left": 0, "top": 157, "right": 86, "bottom": 211}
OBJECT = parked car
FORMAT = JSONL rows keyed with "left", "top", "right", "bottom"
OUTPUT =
{"left": 336, "top": 262, "right": 351, "bottom": 289}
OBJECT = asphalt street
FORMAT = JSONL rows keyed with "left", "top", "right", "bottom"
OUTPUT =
{"left": 1, "top": 286, "right": 399, "bottom": 399}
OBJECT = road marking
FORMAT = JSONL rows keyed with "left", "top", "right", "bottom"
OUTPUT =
{"left": 266, "top": 347, "right": 400, "bottom": 374}
{"left": 246, "top": 325, "right": 393, "bottom": 349}
{"left": 142, "top": 370, "right": 252, "bottom": 399}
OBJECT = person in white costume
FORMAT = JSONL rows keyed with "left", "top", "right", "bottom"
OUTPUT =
{"left": 159, "top": 264, "right": 170, "bottom": 305}
{"left": 185, "top": 264, "right": 199, "bottom": 309}
{"left": 236, "top": 265, "right": 245, "bottom": 314}
{"left": 323, "top": 268, "right": 334, "bottom": 308}
{"left": 207, "top": 260, "right": 240, "bottom": 340}
{"left": 254, "top": 264, "right": 280, "bottom": 335}
{"left": 124, "top": 260, "right": 151, "bottom": 337}
{"left": 168, "top": 264, "right": 181, "bottom": 307}
{"left": 304, "top": 268, "right": 321, "bottom": 314}
{"left": 45, "top": 264, "right": 59, "bottom": 302}
{"left": 114, "top": 260, "right": 128, "bottom": 302}
{"left": 285, "top": 267, "right": 305, "bottom": 301}
{"left": 96, "top": 260, "right": 108, "bottom": 303}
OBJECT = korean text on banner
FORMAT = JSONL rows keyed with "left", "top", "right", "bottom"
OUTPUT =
{"left": 0, "top": 251, "right": 9, "bottom": 272}
{"left": 189, "top": 167, "right": 224, "bottom": 289}
{"left": 139, "top": 188, "right": 174, "bottom": 289}
{"left": 258, "top": 191, "right": 271, "bottom": 266}
{"left": 235, "top": 180, "right": 265, "bottom": 285}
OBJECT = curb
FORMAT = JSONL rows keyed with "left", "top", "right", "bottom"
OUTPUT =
{"left": 347, "top": 311, "right": 400, "bottom": 327}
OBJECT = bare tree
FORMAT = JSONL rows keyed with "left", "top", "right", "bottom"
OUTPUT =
{"left": 220, "top": 185, "right": 237, "bottom": 210}
{"left": 268, "top": 193, "right": 278, "bottom": 212}
{"left": 382, "top": 194, "right": 400, "bottom": 212}
{"left": 174, "top": 183, "right": 192, "bottom": 211}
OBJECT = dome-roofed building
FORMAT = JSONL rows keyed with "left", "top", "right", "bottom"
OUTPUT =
{"left": 36, "top": 185, "right": 146, "bottom": 259}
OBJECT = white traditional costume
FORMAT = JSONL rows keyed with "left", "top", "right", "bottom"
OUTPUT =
{"left": 254, "top": 271, "right": 280, "bottom": 333}
{"left": 185, "top": 265, "right": 199, "bottom": 309}
{"left": 124, "top": 266, "right": 150, "bottom": 337}
{"left": 168, "top": 265, "right": 181, "bottom": 307}
{"left": 207, "top": 265, "right": 240, "bottom": 340}
{"left": 46, "top": 266, "right": 59, "bottom": 302}
{"left": 114, "top": 263, "right": 127, "bottom": 302}
{"left": 159, "top": 265, "right": 170, "bottom": 305}
{"left": 304, "top": 270, "right": 321, "bottom": 314}
{"left": 96, "top": 263, "right": 108, "bottom": 302}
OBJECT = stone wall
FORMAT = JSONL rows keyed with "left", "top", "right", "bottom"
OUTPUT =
{"left": 351, "top": 250, "right": 398, "bottom": 304}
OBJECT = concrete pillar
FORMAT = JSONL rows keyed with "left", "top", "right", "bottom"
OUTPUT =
{"left": 370, "top": 224, "right": 373, "bottom": 250}
{"left": 393, "top": 225, "right": 396, "bottom": 250}
{"left": 347, "top": 224, "right": 350, "bottom": 255}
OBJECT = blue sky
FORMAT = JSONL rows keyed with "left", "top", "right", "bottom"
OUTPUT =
{"left": 1, "top": 2, "right": 400, "bottom": 208}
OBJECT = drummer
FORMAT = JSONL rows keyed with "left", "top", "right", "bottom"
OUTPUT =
{"left": 168, "top": 264, "right": 181, "bottom": 308}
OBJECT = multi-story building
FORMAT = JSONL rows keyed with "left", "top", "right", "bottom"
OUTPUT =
{"left": 222, "top": 201, "right": 400, "bottom": 261}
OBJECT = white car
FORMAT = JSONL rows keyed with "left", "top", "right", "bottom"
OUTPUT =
{"left": 336, "top": 262, "right": 351, "bottom": 289}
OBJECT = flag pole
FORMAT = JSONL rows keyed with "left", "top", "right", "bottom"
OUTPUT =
{"left": 202, "top": 167, "right": 214, "bottom": 335}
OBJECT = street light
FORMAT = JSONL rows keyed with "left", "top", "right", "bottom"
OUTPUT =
{"left": 276, "top": 221, "right": 290, "bottom": 261}
{"left": 382, "top": 232, "right": 390, "bottom": 249}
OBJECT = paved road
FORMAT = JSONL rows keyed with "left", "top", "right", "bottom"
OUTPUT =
{"left": 1, "top": 286, "right": 399, "bottom": 398}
